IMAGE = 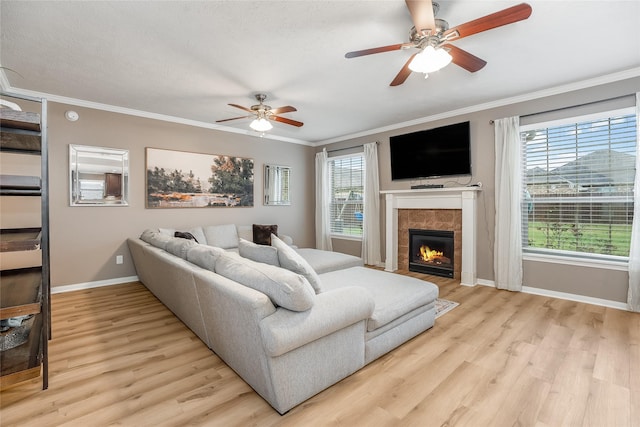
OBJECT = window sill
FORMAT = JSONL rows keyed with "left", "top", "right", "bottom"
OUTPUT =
{"left": 330, "top": 234, "right": 363, "bottom": 242}
{"left": 523, "top": 251, "right": 628, "bottom": 272}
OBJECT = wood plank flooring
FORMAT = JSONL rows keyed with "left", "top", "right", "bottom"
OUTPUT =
{"left": 1, "top": 271, "right": 638, "bottom": 426}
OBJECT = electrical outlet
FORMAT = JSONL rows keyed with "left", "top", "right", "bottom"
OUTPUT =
{"left": 116, "top": 255, "right": 123, "bottom": 265}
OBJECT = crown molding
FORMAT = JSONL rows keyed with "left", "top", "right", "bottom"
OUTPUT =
{"left": 4, "top": 67, "right": 638, "bottom": 147}
{"left": 3, "top": 86, "right": 314, "bottom": 146}
{"left": 316, "top": 67, "right": 640, "bottom": 146}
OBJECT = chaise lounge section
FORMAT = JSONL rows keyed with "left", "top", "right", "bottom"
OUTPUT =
{"left": 128, "top": 224, "right": 438, "bottom": 414}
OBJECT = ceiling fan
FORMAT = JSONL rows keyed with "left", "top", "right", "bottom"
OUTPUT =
{"left": 216, "top": 94, "right": 303, "bottom": 132}
{"left": 345, "top": 0, "right": 532, "bottom": 86}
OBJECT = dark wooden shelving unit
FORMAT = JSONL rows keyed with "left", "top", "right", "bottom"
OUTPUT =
{"left": 0, "top": 228, "right": 42, "bottom": 252}
{"left": 0, "top": 92, "right": 49, "bottom": 391}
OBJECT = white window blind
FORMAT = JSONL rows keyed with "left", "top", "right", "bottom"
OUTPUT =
{"left": 521, "top": 108, "right": 636, "bottom": 259}
{"left": 329, "top": 155, "right": 364, "bottom": 238}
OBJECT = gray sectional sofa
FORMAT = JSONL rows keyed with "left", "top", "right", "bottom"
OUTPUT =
{"left": 128, "top": 224, "right": 439, "bottom": 414}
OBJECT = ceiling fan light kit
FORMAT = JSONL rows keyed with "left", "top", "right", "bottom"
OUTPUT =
{"left": 344, "top": 0, "right": 532, "bottom": 86}
{"left": 408, "top": 45, "right": 452, "bottom": 74}
{"left": 250, "top": 117, "right": 273, "bottom": 132}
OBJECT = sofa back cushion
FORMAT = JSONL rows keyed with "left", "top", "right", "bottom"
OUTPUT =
{"left": 187, "top": 245, "right": 225, "bottom": 271}
{"left": 237, "top": 225, "right": 253, "bottom": 242}
{"left": 215, "top": 253, "right": 315, "bottom": 312}
{"left": 271, "top": 234, "right": 323, "bottom": 294}
{"left": 203, "top": 224, "right": 239, "bottom": 249}
{"left": 140, "top": 229, "right": 172, "bottom": 250}
{"left": 165, "top": 237, "right": 198, "bottom": 259}
{"left": 238, "top": 238, "right": 280, "bottom": 266}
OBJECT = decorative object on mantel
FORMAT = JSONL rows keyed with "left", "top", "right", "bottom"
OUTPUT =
{"left": 216, "top": 94, "right": 303, "bottom": 133}
{"left": 146, "top": 147, "right": 254, "bottom": 208}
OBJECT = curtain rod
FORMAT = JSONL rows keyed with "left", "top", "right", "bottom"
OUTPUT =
{"left": 489, "top": 94, "right": 634, "bottom": 124}
{"left": 326, "top": 141, "right": 378, "bottom": 154}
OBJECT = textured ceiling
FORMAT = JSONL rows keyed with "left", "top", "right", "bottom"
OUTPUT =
{"left": 1, "top": 1, "right": 639, "bottom": 144}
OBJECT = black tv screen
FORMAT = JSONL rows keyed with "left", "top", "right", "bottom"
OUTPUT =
{"left": 390, "top": 121, "right": 471, "bottom": 180}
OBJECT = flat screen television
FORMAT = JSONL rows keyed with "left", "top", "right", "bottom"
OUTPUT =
{"left": 389, "top": 121, "right": 471, "bottom": 180}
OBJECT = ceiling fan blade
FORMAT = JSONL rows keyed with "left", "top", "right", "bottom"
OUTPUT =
{"left": 270, "top": 115, "right": 304, "bottom": 127}
{"left": 216, "top": 115, "right": 252, "bottom": 123}
{"left": 443, "top": 3, "right": 532, "bottom": 41}
{"left": 390, "top": 53, "right": 418, "bottom": 86}
{"left": 228, "top": 103, "right": 253, "bottom": 113}
{"left": 405, "top": 0, "right": 436, "bottom": 35}
{"left": 270, "top": 106, "right": 297, "bottom": 115}
{"left": 345, "top": 43, "right": 407, "bottom": 58}
{"left": 446, "top": 45, "right": 487, "bottom": 72}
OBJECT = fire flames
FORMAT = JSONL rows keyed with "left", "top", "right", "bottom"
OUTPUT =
{"left": 419, "top": 245, "right": 444, "bottom": 263}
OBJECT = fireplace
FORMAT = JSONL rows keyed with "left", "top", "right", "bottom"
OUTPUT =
{"left": 409, "top": 229, "right": 454, "bottom": 278}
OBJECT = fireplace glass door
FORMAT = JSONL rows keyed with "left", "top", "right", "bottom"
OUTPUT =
{"left": 409, "top": 229, "right": 454, "bottom": 278}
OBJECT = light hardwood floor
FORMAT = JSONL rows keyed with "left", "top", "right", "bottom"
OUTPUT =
{"left": 1, "top": 272, "right": 639, "bottom": 426}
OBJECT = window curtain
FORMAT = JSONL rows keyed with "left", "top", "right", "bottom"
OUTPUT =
{"left": 315, "top": 148, "right": 333, "bottom": 251}
{"left": 628, "top": 93, "right": 640, "bottom": 312}
{"left": 362, "top": 142, "right": 381, "bottom": 266}
{"left": 494, "top": 116, "right": 523, "bottom": 291}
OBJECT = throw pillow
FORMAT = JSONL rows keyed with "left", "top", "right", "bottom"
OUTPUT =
{"left": 253, "top": 224, "right": 278, "bottom": 245}
{"left": 271, "top": 234, "right": 323, "bottom": 294}
{"left": 214, "top": 253, "right": 315, "bottom": 312}
{"left": 238, "top": 238, "right": 280, "bottom": 266}
{"left": 174, "top": 231, "right": 199, "bottom": 243}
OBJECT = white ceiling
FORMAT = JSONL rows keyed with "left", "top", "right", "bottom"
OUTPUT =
{"left": 2, "top": 1, "right": 639, "bottom": 145}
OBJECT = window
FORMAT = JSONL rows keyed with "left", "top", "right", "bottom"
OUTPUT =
{"left": 328, "top": 154, "right": 364, "bottom": 238}
{"left": 521, "top": 108, "right": 636, "bottom": 260}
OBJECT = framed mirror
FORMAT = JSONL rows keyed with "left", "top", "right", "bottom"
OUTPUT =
{"left": 264, "top": 164, "right": 291, "bottom": 206}
{"left": 69, "top": 144, "right": 129, "bottom": 206}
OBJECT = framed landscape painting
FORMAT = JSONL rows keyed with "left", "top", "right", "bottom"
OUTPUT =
{"left": 146, "top": 147, "right": 254, "bottom": 208}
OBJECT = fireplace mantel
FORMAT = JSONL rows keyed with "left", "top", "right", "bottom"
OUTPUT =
{"left": 381, "top": 187, "right": 480, "bottom": 286}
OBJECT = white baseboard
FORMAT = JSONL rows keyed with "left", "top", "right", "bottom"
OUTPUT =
{"left": 51, "top": 276, "right": 139, "bottom": 294}
{"left": 472, "top": 278, "right": 629, "bottom": 311}
{"left": 50, "top": 274, "right": 631, "bottom": 311}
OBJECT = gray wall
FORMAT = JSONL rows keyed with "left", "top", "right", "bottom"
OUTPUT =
{"left": 46, "top": 102, "right": 316, "bottom": 288}
{"left": 318, "top": 76, "right": 640, "bottom": 303}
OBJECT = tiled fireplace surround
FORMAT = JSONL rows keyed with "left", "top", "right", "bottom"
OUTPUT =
{"left": 382, "top": 188, "right": 480, "bottom": 286}
{"left": 399, "top": 209, "right": 462, "bottom": 279}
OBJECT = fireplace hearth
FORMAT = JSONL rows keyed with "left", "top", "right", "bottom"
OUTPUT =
{"left": 409, "top": 229, "right": 454, "bottom": 278}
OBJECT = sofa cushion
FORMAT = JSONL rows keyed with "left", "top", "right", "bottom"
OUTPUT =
{"left": 165, "top": 237, "right": 198, "bottom": 259}
{"left": 271, "top": 234, "right": 323, "bottom": 294}
{"left": 253, "top": 224, "right": 278, "bottom": 245}
{"left": 215, "top": 252, "right": 315, "bottom": 312}
{"left": 186, "top": 227, "right": 206, "bottom": 245}
{"left": 239, "top": 238, "right": 280, "bottom": 266}
{"left": 203, "top": 224, "right": 239, "bottom": 249}
{"left": 295, "top": 248, "right": 364, "bottom": 274}
{"left": 237, "top": 225, "right": 253, "bottom": 242}
{"left": 140, "top": 229, "right": 172, "bottom": 250}
{"left": 319, "top": 267, "right": 438, "bottom": 332}
{"left": 186, "top": 245, "right": 225, "bottom": 271}
{"left": 158, "top": 227, "right": 175, "bottom": 237}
